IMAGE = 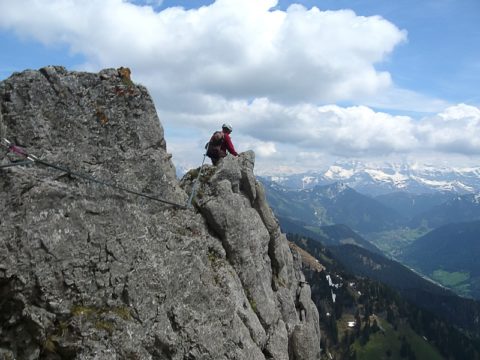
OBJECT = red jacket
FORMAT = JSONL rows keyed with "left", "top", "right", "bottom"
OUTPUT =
{"left": 221, "top": 131, "right": 238, "bottom": 156}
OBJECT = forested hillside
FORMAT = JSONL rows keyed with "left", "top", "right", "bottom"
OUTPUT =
{"left": 289, "top": 234, "right": 480, "bottom": 360}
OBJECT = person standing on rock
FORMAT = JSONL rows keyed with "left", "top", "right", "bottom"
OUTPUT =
{"left": 206, "top": 123, "right": 238, "bottom": 165}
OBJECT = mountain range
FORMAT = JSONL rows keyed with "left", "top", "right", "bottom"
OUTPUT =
{"left": 262, "top": 175, "right": 480, "bottom": 236}
{"left": 408, "top": 194, "right": 480, "bottom": 229}
{"left": 261, "top": 176, "right": 480, "bottom": 300}
{"left": 277, "top": 216, "right": 382, "bottom": 254}
{"left": 374, "top": 191, "right": 456, "bottom": 219}
{"left": 265, "top": 160, "right": 480, "bottom": 196}
{"left": 260, "top": 179, "right": 404, "bottom": 234}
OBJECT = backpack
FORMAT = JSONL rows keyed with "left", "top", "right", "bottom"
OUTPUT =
{"left": 205, "top": 131, "right": 225, "bottom": 159}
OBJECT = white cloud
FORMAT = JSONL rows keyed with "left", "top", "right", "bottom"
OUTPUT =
{"left": 1, "top": 0, "right": 478, "bottom": 174}
{"left": 417, "top": 104, "right": 480, "bottom": 154}
{"left": 165, "top": 99, "right": 419, "bottom": 156}
{"left": 0, "top": 0, "right": 406, "bottom": 106}
{"left": 164, "top": 100, "right": 480, "bottom": 173}
{"left": 255, "top": 142, "right": 277, "bottom": 157}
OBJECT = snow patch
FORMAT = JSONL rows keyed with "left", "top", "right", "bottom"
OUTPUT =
{"left": 364, "top": 169, "right": 408, "bottom": 186}
{"left": 324, "top": 165, "right": 354, "bottom": 180}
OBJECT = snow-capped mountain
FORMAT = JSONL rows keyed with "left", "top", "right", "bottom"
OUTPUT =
{"left": 264, "top": 161, "right": 480, "bottom": 195}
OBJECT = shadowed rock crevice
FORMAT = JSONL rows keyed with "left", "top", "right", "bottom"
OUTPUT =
{"left": 1, "top": 67, "right": 320, "bottom": 359}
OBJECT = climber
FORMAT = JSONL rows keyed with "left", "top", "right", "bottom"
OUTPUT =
{"left": 205, "top": 123, "right": 238, "bottom": 165}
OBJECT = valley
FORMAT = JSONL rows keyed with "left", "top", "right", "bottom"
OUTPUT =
{"left": 261, "top": 163, "right": 480, "bottom": 301}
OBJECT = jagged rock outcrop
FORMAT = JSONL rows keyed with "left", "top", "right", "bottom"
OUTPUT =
{"left": 0, "top": 66, "right": 320, "bottom": 359}
{"left": 181, "top": 154, "right": 321, "bottom": 360}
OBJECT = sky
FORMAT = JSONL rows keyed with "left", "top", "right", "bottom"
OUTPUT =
{"left": 0, "top": 0, "right": 479, "bottom": 175}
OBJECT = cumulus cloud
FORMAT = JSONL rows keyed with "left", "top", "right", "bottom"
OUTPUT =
{"left": 244, "top": 139, "right": 277, "bottom": 158}
{"left": 1, "top": 0, "right": 478, "bottom": 173}
{"left": 238, "top": 101, "right": 419, "bottom": 155}
{"left": 417, "top": 104, "right": 480, "bottom": 154}
{"left": 0, "top": 0, "right": 406, "bottom": 106}
{"left": 165, "top": 99, "right": 417, "bottom": 155}
{"left": 163, "top": 97, "right": 480, "bottom": 173}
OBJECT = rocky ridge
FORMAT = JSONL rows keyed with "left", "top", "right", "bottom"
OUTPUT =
{"left": 0, "top": 67, "right": 320, "bottom": 359}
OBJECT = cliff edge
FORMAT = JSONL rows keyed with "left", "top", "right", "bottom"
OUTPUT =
{"left": 0, "top": 67, "right": 320, "bottom": 359}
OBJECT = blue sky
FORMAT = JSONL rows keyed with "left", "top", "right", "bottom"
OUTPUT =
{"left": 1, "top": 0, "right": 479, "bottom": 174}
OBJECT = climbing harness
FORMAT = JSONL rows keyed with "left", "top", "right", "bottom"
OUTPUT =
{"left": 186, "top": 153, "right": 207, "bottom": 208}
{"left": 1, "top": 138, "right": 187, "bottom": 209}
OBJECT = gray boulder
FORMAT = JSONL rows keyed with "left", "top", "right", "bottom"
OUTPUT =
{"left": 0, "top": 66, "right": 320, "bottom": 359}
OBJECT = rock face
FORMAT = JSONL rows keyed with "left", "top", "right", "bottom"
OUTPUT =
{"left": 0, "top": 67, "right": 320, "bottom": 359}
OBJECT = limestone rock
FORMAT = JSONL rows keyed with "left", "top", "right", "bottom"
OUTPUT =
{"left": 185, "top": 153, "right": 321, "bottom": 358}
{"left": 0, "top": 67, "right": 320, "bottom": 359}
